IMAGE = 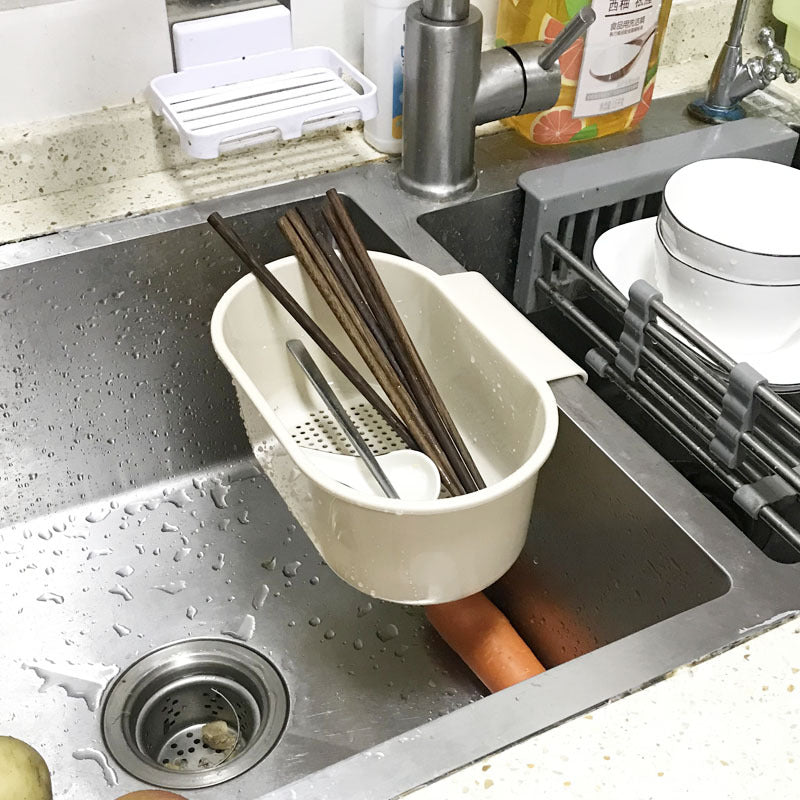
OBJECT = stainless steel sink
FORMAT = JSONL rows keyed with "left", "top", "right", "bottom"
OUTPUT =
{"left": 2, "top": 93, "right": 799, "bottom": 800}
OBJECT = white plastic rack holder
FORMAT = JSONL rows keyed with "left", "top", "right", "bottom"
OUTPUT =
{"left": 147, "top": 8, "right": 377, "bottom": 159}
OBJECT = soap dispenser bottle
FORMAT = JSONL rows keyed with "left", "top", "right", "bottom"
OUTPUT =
{"left": 363, "top": 0, "right": 414, "bottom": 154}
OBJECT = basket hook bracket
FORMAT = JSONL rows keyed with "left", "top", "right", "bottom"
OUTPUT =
{"left": 615, "top": 279, "right": 661, "bottom": 381}
{"left": 710, "top": 362, "right": 768, "bottom": 469}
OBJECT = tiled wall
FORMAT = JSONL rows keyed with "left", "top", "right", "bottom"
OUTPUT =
{"left": 0, "top": 0, "right": 500, "bottom": 127}
{"left": 0, "top": 0, "right": 172, "bottom": 126}
{"left": 286, "top": 0, "right": 779, "bottom": 69}
{"left": 0, "top": 0, "right": 779, "bottom": 127}
{"left": 290, "top": 0, "right": 500, "bottom": 67}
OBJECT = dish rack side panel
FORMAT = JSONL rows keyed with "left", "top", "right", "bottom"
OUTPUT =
{"left": 515, "top": 117, "right": 799, "bottom": 314}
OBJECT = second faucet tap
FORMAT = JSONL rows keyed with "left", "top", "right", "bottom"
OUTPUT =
{"left": 688, "top": 0, "right": 798, "bottom": 124}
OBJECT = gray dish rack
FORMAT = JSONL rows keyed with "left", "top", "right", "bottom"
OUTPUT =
{"left": 515, "top": 117, "right": 800, "bottom": 561}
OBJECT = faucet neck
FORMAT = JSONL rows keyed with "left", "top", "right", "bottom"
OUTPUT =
{"left": 726, "top": 0, "right": 750, "bottom": 48}
{"left": 421, "top": 0, "right": 469, "bottom": 22}
{"left": 399, "top": 1, "right": 593, "bottom": 200}
{"left": 398, "top": 2, "right": 483, "bottom": 200}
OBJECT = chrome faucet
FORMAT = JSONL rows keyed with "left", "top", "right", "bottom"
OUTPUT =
{"left": 688, "top": 0, "right": 798, "bottom": 124}
{"left": 398, "top": 1, "right": 595, "bottom": 200}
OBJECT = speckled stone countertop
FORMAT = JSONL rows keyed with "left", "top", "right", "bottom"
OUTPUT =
{"left": 0, "top": 0, "right": 792, "bottom": 247}
{"left": 0, "top": 107, "right": 386, "bottom": 244}
{"left": 407, "top": 617, "right": 800, "bottom": 799}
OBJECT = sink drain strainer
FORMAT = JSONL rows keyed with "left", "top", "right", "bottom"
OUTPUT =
{"left": 102, "top": 639, "right": 288, "bottom": 790}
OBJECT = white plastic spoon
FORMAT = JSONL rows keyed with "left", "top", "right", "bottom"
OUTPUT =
{"left": 301, "top": 447, "right": 441, "bottom": 501}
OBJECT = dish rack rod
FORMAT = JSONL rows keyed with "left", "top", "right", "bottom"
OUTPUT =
{"left": 539, "top": 232, "right": 800, "bottom": 554}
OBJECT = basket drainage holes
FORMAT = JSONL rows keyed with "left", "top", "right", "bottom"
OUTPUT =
{"left": 102, "top": 639, "right": 288, "bottom": 790}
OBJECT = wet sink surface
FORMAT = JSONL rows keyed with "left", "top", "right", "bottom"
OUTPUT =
{"left": 2, "top": 198, "right": 484, "bottom": 798}
{"left": 2, "top": 94, "right": 800, "bottom": 800}
{"left": 6, "top": 460, "right": 482, "bottom": 797}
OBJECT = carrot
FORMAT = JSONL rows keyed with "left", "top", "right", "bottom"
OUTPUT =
{"left": 113, "top": 793, "right": 189, "bottom": 800}
{"left": 425, "top": 592, "right": 545, "bottom": 693}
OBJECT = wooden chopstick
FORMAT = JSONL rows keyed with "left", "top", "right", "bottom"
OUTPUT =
{"left": 206, "top": 211, "right": 415, "bottom": 450}
{"left": 280, "top": 210, "right": 464, "bottom": 496}
{"left": 325, "top": 189, "right": 486, "bottom": 492}
{"left": 321, "top": 199, "right": 478, "bottom": 494}
{"left": 300, "top": 207, "right": 410, "bottom": 391}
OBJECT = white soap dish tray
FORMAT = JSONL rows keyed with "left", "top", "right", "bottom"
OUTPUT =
{"left": 147, "top": 46, "right": 378, "bottom": 159}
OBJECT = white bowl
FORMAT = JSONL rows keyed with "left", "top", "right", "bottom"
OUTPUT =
{"left": 659, "top": 202, "right": 800, "bottom": 286}
{"left": 654, "top": 223, "right": 800, "bottom": 354}
{"left": 660, "top": 158, "right": 800, "bottom": 285}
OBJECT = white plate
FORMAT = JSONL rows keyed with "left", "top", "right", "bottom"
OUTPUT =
{"left": 592, "top": 217, "right": 800, "bottom": 388}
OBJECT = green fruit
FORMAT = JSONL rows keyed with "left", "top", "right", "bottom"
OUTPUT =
{"left": 0, "top": 736, "right": 53, "bottom": 800}
{"left": 565, "top": 0, "right": 591, "bottom": 17}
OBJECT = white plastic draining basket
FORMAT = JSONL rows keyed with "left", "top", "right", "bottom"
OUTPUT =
{"left": 211, "top": 252, "right": 583, "bottom": 603}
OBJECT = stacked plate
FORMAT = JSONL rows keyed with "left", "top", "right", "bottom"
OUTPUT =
{"left": 594, "top": 157, "right": 800, "bottom": 390}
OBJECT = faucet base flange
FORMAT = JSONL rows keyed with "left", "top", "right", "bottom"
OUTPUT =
{"left": 397, "top": 169, "right": 478, "bottom": 202}
{"left": 687, "top": 97, "right": 747, "bottom": 125}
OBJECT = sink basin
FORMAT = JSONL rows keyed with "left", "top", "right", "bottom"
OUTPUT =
{"left": 2, "top": 93, "right": 800, "bottom": 800}
{"left": 419, "top": 188, "right": 524, "bottom": 299}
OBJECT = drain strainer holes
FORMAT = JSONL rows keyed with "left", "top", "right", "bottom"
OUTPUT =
{"left": 142, "top": 677, "right": 254, "bottom": 773}
{"left": 102, "top": 639, "right": 288, "bottom": 790}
